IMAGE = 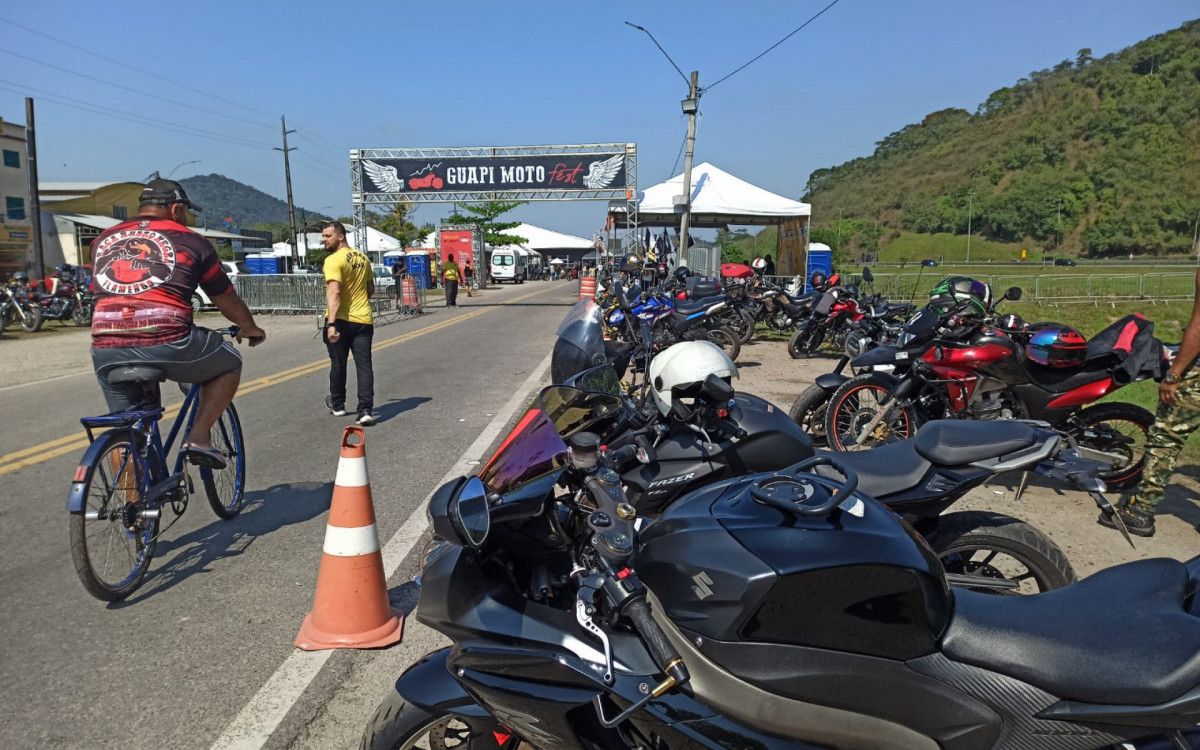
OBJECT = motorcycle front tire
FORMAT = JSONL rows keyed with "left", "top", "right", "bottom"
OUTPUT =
{"left": 788, "top": 325, "right": 825, "bottom": 359}
{"left": 72, "top": 303, "right": 93, "bottom": 327}
{"left": 824, "top": 371, "right": 919, "bottom": 451}
{"left": 788, "top": 384, "right": 834, "bottom": 448}
{"left": 361, "top": 691, "right": 509, "bottom": 750}
{"left": 21, "top": 303, "right": 43, "bottom": 332}
{"left": 705, "top": 326, "right": 741, "bottom": 362}
{"left": 926, "top": 510, "right": 1076, "bottom": 594}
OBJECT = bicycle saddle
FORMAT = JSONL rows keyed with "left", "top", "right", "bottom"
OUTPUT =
{"left": 108, "top": 366, "right": 167, "bottom": 384}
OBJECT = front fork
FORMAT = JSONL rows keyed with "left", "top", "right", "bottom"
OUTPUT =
{"left": 853, "top": 377, "right": 918, "bottom": 445}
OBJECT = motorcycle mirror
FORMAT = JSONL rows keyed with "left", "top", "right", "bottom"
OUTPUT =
{"left": 700, "top": 373, "right": 735, "bottom": 403}
{"left": 448, "top": 476, "right": 491, "bottom": 549}
{"left": 1003, "top": 286, "right": 1023, "bottom": 302}
{"left": 861, "top": 266, "right": 873, "bottom": 284}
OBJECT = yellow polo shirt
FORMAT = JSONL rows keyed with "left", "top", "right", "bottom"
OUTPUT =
{"left": 324, "top": 247, "right": 373, "bottom": 324}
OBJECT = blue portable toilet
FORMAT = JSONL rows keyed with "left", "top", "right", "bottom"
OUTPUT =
{"left": 804, "top": 243, "right": 833, "bottom": 293}
{"left": 404, "top": 250, "right": 430, "bottom": 290}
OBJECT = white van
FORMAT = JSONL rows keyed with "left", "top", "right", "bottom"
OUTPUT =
{"left": 489, "top": 247, "right": 528, "bottom": 284}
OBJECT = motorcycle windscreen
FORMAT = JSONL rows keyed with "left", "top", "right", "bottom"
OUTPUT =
{"left": 479, "top": 408, "right": 567, "bottom": 494}
{"left": 896, "top": 307, "right": 941, "bottom": 347}
{"left": 552, "top": 299, "right": 607, "bottom": 384}
{"left": 478, "top": 387, "right": 624, "bottom": 494}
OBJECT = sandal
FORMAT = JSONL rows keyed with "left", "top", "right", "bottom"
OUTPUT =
{"left": 183, "top": 444, "right": 227, "bottom": 470}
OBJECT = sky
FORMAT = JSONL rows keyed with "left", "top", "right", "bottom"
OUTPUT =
{"left": 1, "top": 1, "right": 1196, "bottom": 242}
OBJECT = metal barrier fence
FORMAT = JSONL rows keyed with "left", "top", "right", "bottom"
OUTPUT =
{"left": 232, "top": 274, "right": 430, "bottom": 321}
{"left": 746, "top": 272, "right": 1195, "bottom": 304}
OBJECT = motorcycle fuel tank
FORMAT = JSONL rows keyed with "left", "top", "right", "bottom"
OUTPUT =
{"left": 638, "top": 472, "right": 952, "bottom": 661}
{"left": 623, "top": 393, "right": 814, "bottom": 515}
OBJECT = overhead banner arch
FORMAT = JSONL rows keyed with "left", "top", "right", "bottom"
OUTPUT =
{"left": 350, "top": 143, "right": 638, "bottom": 254}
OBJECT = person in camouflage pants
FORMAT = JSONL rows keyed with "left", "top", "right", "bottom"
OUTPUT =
{"left": 1100, "top": 270, "right": 1200, "bottom": 537}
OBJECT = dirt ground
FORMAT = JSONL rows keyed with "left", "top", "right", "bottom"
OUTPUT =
{"left": 731, "top": 334, "right": 1200, "bottom": 581}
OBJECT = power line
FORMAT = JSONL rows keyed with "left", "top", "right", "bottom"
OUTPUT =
{"left": 0, "top": 16, "right": 276, "bottom": 121}
{"left": 670, "top": 130, "right": 688, "bottom": 176}
{"left": 0, "top": 46, "right": 275, "bottom": 130}
{"left": 291, "top": 153, "right": 345, "bottom": 182}
{"left": 705, "top": 0, "right": 841, "bottom": 92}
{"left": 0, "top": 79, "right": 274, "bottom": 150}
{"left": 294, "top": 129, "right": 349, "bottom": 161}
{"left": 294, "top": 131, "right": 349, "bottom": 168}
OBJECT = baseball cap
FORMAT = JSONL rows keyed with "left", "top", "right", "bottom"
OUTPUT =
{"left": 140, "top": 178, "right": 203, "bottom": 212}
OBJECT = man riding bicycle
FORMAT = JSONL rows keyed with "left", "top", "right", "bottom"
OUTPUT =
{"left": 89, "top": 179, "right": 266, "bottom": 469}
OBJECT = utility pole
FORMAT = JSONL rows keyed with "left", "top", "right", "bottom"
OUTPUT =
{"left": 965, "top": 191, "right": 975, "bottom": 263}
{"left": 275, "top": 115, "right": 300, "bottom": 269}
{"left": 24, "top": 97, "right": 44, "bottom": 274}
{"left": 678, "top": 70, "right": 699, "bottom": 267}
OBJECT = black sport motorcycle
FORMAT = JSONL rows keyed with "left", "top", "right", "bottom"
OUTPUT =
{"left": 364, "top": 386, "right": 1200, "bottom": 750}
{"left": 549, "top": 300, "right": 1125, "bottom": 592}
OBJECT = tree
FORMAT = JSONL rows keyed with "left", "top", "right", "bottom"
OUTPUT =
{"left": 247, "top": 221, "right": 291, "bottom": 244}
{"left": 1076, "top": 48, "right": 1093, "bottom": 69}
{"left": 367, "top": 199, "right": 431, "bottom": 248}
{"left": 442, "top": 201, "right": 529, "bottom": 247}
{"left": 716, "top": 229, "right": 747, "bottom": 264}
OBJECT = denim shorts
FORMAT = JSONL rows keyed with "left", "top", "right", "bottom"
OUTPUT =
{"left": 92, "top": 327, "right": 243, "bottom": 412}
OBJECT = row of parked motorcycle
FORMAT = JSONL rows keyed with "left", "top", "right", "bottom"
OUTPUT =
{"left": 359, "top": 262, "right": 1200, "bottom": 749}
{"left": 0, "top": 265, "right": 95, "bottom": 336}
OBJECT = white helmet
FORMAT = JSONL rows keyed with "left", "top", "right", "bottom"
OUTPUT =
{"left": 751, "top": 257, "right": 768, "bottom": 273}
{"left": 648, "top": 341, "right": 739, "bottom": 417}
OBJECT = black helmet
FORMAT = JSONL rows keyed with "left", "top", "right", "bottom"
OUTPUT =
{"left": 12, "top": 271, "right": 28, "bottom": 283}
{"left": 810, "top": 270, "right": 829, "bottom": 291}
{"left": 673, "top": 266, "right": 692, "bottom": 284}
{"left": 619, "top": 252, "right": 643, "bottom": 273}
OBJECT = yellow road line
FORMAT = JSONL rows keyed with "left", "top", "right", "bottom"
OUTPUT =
{"left": 0, "top": 286, "right": 556, "bottom": 476}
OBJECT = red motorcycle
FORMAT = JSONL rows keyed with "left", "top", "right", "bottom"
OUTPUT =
{"left": 787, "top": 275, "right": 865, "bottom": 358}
{"left": 823, "top": 289, "right": 1158, "bottom": 490}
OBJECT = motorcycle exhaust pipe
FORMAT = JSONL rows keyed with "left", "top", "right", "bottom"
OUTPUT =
{"left": 138, "top": 509, "right": 162, "bottom": 520}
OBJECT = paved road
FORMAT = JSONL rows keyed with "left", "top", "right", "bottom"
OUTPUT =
{"left": 0, "top": 280, "right": 578, "bottom": 749}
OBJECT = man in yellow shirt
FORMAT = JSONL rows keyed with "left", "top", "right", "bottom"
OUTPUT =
{"left": 321, "top": 221, "right": 376, "bottom": 425}
{"left": 442, "top": 253, "right": 462, "bottom": 308}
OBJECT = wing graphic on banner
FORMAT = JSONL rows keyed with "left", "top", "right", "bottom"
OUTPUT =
{"left": 363, "top": 160, "right": 404, "bottom": 192}
{"left": 583, "top": 154, "right": 624, "bottom": 189}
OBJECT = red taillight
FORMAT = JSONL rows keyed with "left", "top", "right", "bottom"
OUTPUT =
{"left": 677, "top": 291, "right": 686, "bottom": 300}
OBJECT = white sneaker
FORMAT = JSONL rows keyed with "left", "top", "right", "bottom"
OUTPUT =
{"left": 325, "top": 395, "right": 347, "bottom": 417}
{"left": 356, "top": 411, "right": 375, "bottom": 426}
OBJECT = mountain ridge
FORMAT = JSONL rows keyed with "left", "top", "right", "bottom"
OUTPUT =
{"left": 177, "top": 173, "right": 331, "bottom": 230}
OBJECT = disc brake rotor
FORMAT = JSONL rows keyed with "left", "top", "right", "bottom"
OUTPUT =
{"left": 430, "top": 718, "right": 478, "bottom": 750}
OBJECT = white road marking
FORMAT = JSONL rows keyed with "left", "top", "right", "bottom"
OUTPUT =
{"left": 209, "top": 350, "right": 554, "bottom": 750}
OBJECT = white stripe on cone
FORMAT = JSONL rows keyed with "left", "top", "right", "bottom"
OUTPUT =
{"left": 322, "top": 524, "right": 381, "bottom": 557}
{"left": 334, "top": 456, "right": 369, "bottom": 487}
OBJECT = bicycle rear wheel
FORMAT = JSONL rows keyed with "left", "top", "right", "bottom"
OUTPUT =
{"left": 69, "top": 430, "right": 159, "bottom": 601}
{"left": 203, "top": 403, "right": 246, "bottom": 519}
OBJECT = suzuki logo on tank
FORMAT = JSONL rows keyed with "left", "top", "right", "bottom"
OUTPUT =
{"left": 361, "top": 153, "right": 627, "bottom": 194}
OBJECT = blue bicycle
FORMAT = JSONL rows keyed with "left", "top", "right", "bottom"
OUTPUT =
{"left": 68, "top": 327, "right": 247, "bottom": 601}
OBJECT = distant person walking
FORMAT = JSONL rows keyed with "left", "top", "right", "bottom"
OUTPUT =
{"left": 463, "top": 261, "right": 475, "bottom": 292}
{"left": 391, "top": 259, "right": 406, "bottom": 311}
{"left": 762, "top": 254, "right": 776, "bottom": 277}
{"left": 320, "top": 221, "right": 376, "bottom": 426}
{"left": 442, "top": 253, "right": 461, "bottom": 308}
{"left": 1100, "top": 268, "right": 1200, "bottom": 537}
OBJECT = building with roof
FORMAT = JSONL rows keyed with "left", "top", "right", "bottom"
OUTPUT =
{"left": 0, "top": 117, "right": 29, "bottom": 224}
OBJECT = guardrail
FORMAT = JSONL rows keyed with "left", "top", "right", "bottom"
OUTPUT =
{"left": 748, "top": 271, "right": 1195, "bottom": 304}
{"left": 232, "top": 274, "right": 431, "bottom": 321}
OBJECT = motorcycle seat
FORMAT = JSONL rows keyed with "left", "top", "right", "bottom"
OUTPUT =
{"left": 675, "top": 296, "right": 722, "bottom": 316}
{"left": 107, "top": 366, "right": 167, "bottom": 385}
{"left": 816, "top": 443, "right": 932, "bottom": 498}
{"left": 913, "top": 421, "right": 1036, "bottom": 465}
{"left": 1023, "top": 360, "right": 1113, "bottom": 394}
{"left": 943, "top": 557, "right": 1200, "bottom": 705}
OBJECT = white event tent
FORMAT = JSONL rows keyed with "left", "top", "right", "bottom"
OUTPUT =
{"left": 271, "top": 226, "right": 402, "bottom": 263}
{"left": 626, "top": 162, "right": 811, "bottom": 227}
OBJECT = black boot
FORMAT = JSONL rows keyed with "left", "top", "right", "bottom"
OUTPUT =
{"left": 1097, "top": 499, "right": 1156, "bottom": 537}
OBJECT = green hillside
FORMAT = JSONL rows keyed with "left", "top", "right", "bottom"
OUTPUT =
{"left": 178, "top": 174, "right": 330, "bottom": 230}
{"left": 800, "top": 19, "right": 1200, "bottom": 260}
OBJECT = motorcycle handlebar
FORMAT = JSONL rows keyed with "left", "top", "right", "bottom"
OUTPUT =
{"left": 623, "top": 596, "right": 689, "bottom": 690}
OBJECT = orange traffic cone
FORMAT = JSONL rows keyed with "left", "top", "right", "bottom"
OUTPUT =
{"left": 295, "top": 426, "right": 403, "bottom": 650}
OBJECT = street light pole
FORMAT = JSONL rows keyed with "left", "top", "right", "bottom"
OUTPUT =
{"left": 166, "top": 160, "right": 200, "bottom": 179}
{"left": 966, "top": 191, "right": 975, "bottom": 263}
{"left": 678, "top": 70, "right": 699, "bottom": 267}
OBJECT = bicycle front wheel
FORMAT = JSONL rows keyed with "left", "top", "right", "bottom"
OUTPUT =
{"left": 203, "top": 403, "right": 246, "bottom": 519}
{"left": 69, "top": 430, "right": 159, "bottom": 601}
